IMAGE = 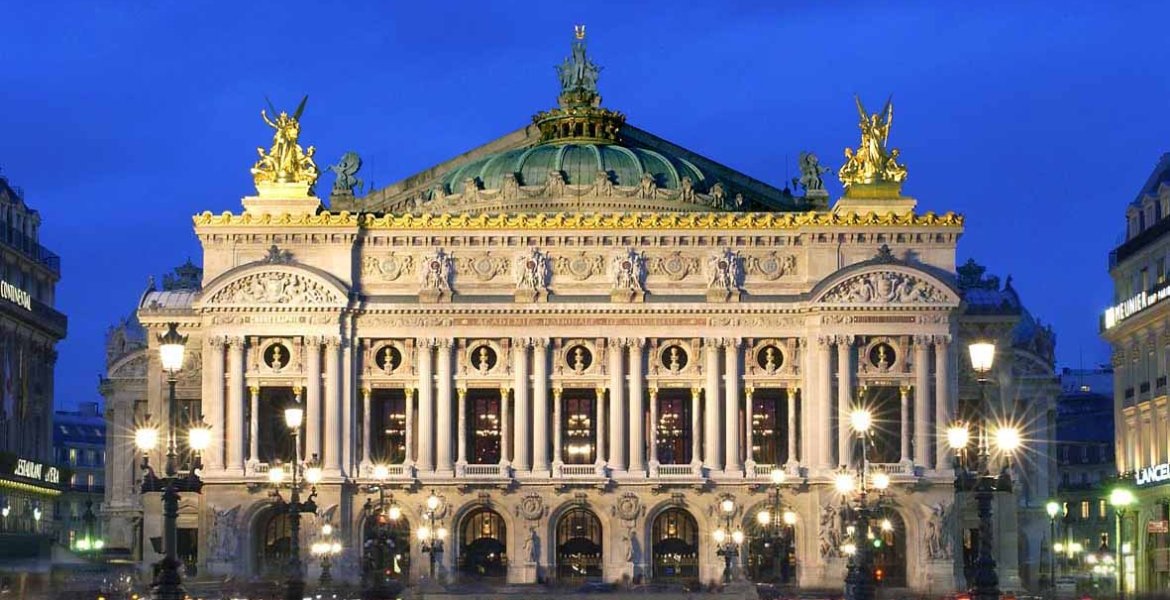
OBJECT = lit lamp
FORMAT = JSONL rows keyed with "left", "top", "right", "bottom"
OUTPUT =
{"left": 714, "top": 497, "right": 743, "bottom": 584}
{"left": 362, "top": 463, "right": 405, "bottom": 598}
{"left": 312, "top": 522, "right": 342, "bottom": 588}
{"left": 842, "top": 407, "right": 887, "bottom": 600}
{"left": 1110, "top": 487, "right": 1135, "bottom": 600}
{"left": 420, "top": 491, "right": 446, "bottom": 580}
{"left": 1045, "top": 500, "right": 1062, "bottom": 586}
{"left": 134, "top": 322, "right": 207, "bottom": 600}
{"left": 268, "top": 398, "right": 319, "bottom": 600}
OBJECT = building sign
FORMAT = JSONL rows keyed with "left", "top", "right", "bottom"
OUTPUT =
{"left": 13, "top": 458, "right": 59, "bottom": 484}
{"left": 1149, "top": 520, "right": 1169, "bottom": 534}
{"left": 1137, "top": 462, "right": 1170, "bottom": 487}
{"left": 1104, "top": 284, "right": 1170, "bottom": 329}
{"left": 0, "top": 279, "right": 31, "bottom": 311}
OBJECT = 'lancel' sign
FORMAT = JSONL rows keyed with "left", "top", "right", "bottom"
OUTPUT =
{"left": 1136, "top": 462, "right": 1170, "bottom": 487}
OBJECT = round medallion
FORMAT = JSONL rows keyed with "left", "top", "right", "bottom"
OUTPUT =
{"left": 661, "top": 344, "right": 689, "bottom": 372}
{"left": 264, "top": 343, "right": 290, "bottom": 370}
{"left": 869, "top": 342, "right": 896, "bottom": 370}
{"left": 756, "top": 345, "right": 784, "bottom": 372}
{"left": 375, "top": 345, "right": 402, "bottom": 373}
{"left": 471, "top": 345, "right": 498, "bottom": 372}
{"left": 660, "top": 253, "right": 691, "bottom": 281}
{"left": 567, "top": 255, "right": 596, "bottom": 280}
{"left": 755, "top": 254, "right": 784, "bottom": 280}
{"left": 567, "top": 344, "right": 593, "bottom": 372}
{"left": 379, "top": 256, "right": 404, "bottom": 280}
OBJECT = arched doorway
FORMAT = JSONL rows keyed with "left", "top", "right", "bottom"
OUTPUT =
{"left": 651, "top": 508, "right": 698, "bottom": 581}
{"left": 459, "top": 508, "right": 507, "bottom": 578}
{"left": 871, "top": 510, "right": 907, "bottom": 588}
{"left": 555, "top": 508, "right": 602, "bottom": 581}
{"left": 256, "top": 510, "right": 292, "bottom": 579}
{"left": 362, "top": 511, "right": 411, "bottom": 585}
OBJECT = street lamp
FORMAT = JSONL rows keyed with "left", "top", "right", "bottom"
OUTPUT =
{"left": 76, "top": 500, "right": 104, "bottom": 554}
{"left": 714, "top": 497, "right": 744, "bottom": 584}
{"left": 1045, "top": 499, "right": 1061, "bottom": 591}
{"left": 841, "top": 408, "right": 889, "bottom": 600}
{"left": 754, "top": 468, "right": 797, "bottom": 583}
{"left": 419, "top": 491, "right": 446, "bottom": 581}
{"left": 134, "top": 323, "right": 208, "bottom": 600}
{"left": 269, "top": 400, "right": 321, "bottom": 600}
{"left": 1109, "top": 487, "right": 1135, "bottom": 600}
{"left": 311, "top": 523, "right": 342, "bottom": 588}
{"left": 948, "top": 341, "right": 1022, "bottom": 600}
{"left": 362, "top": 464, "right": 404, "bottom": 598}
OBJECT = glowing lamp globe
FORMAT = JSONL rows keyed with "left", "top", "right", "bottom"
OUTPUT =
{"left": 284, "top": 405, "right": 304, "bottom": 429}
{"left": 872, "top": 472, "right": 890, "bottom": 491}
{"left": 321, "top": 524, "right": 333, "bottom": 536}
{"left": 268, "top": 467, "right": 285, "bottom": 485}
{"left": 373, "top": 464, "right": 390, "bottom": 480}
{"left": 782, "top": 511, "right": 798, "bottom": 526}
{"left": 713, "top": 528, "right": 727, "bottom": 544}
{"left": 770, "top": 468, "right": 786, "bottom": 486}
{"left": 157, "top": 323, "right": 188, "bottom": 374}
{"left": 426, "top": 493, "right": 441, "bottom": 511}
{"left": 436, "top": 527, "right": 448, "bottom": 540}
{"left": 757, "top": 510, "right": 772, "bottom": 526}
{"left": 387, "top": 505, "right": 402, "bottom": 521}
{"left": 720, "top": 499, "right": 735, "bottom": 514}
{"left": 418, "top": 526, "right": 431, "bottom": 541}
{"left": 994, "top": 427, "right": 1021, "bottom": 452}
{"left": 731, "top": 530, "right": 745, "bottom": 545}
{"left": 187, "top": 423, "right": 212, "bottom": 452}
{"left": 1046, "top": 500, "right": 1061, "bottom": 518}
{"left": 835, "top": 473, "right": 856, "bottom": 494}
{"left": 849, "top": 409, "right": 872, "bottom": 434}
{"left": 304, "top": 466, "right": 323, "bottom": 485}
{"left": 946, "top": 425, "right": 970, "bottom": 450}
{"left": 1110, "top": 487, "right": 1135, "bottom": 508}
{"left": 968, "top": 342, "right": 995, "bottom": 373}
{"left": 134, "top": 426, "right": 160, "bottom": 451}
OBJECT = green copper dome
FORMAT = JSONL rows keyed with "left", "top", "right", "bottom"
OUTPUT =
{"left": 438, "top": 141, "right": 707, "bottom": 195}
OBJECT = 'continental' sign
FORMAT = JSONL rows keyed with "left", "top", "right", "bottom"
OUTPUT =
{"left": 0, "top": 279, "right": 30, "bottom": 311}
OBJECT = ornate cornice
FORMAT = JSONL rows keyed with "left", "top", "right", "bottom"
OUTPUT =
{"left": 193, "top": 210, "right": 964, "bottom": 231}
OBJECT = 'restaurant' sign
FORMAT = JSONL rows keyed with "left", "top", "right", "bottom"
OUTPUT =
{"left": 0, "top": 454, "right": 61, "bottom": 485}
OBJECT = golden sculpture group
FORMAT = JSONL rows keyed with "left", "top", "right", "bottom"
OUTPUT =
{"left": 838, "top": 96, "right": 908, "bottom": 193}
{"left": 251, "top": 96, "right": 320, "bottom": 189}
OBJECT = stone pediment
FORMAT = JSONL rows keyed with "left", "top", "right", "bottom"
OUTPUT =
{"left": 813, "top": 266, "right": 958, "bottom": 308}
{"left": 199, "top": 264, "right": 349, "bottom": 310}
{"left": 108, "top": 350, "right": 148, "bottom": 379}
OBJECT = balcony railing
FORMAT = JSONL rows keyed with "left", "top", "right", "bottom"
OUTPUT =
{"left": 0, "top": 228, "right": 60, "bottom": 275}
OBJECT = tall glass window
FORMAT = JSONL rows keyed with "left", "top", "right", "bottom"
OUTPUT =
{"left": 371, "top": 389, "right": 407, "bottom": 463}
{"left": 469, "top": 390, "right": 501, "bottom": 464}
{"left": 656, "top": 391, "right": 691, "bottom": 464}
{"left": 563, "top": 392, "right": 595, "bottom": 464}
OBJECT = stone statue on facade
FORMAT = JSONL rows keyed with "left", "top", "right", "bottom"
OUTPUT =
{"left": 327, "top": 151, "right": 363, "bottom": 196}
{"left": 251, "top": 96, "right": 319, "bottom": 189}
{"left": 556, "top": 25, "right": 601, "bottom": 95}
{"left": 706, "top": 248, "right": 741, "bottom": 292}
{"left": 794, "top": 151, "right": 830, "bottom": 193}
{"left": 819, "top": 502, "right": 843, "bottom": 558}
{"left": 514, "top": 248, "right": 549, "bottom": 292}
{"left": 611, "top": 249, "right": 645, "bottom": 292}
{"left": 421, "top": 250, "right": 453, "bottom": 292}
{"left": 208, "top": 505, "right": 240, "bottom": 563}
{"left": 925, "top": 502, "right": 954, "bottom": 559}
{"left": 524, "top": 527, "right": 539, "bottom": 563}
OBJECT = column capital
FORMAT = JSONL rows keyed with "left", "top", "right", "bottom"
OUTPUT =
{"left": 913, "top": 334, "right": 933, "bottom": 347}
{"left": 648, "top": 386, "right": 658, "bottom": 398}
{"left": 691, "top": 387, "right": 702, "bottom": 400}
{"left": 786, "top": 386, "right": 799, "bottom": 398}
{"left": 627, "top": 337, "right": 646, "bottom": 349}
{"left": 531, "top": 337, "right": 550, "bottom": 349}
{"left": 361, "top": 387, "right": 372, "bottom": 399}
{"left": 745, "top": 386, "right": 754, "bottom": 398}
{"left": 834, "top": 334, "right": 855, "bottom": 346}
{"left": 456, "top": 386, "right": 467, "bottom": 399}
{"left": 607, "top": 337, "right": 627, "bottom": 349}
{"left": 933, "top": 334, "right": 953, "bottom": 348}
{"left": 595, "top": 385, "right": 607, "bottom": 397}
{"left": 404, "top": 386, "right": 415, "bottom": 398}
{"left": 511, "top": 337, "right": 532, "bottom": 348}
{"left": 293, "top": 385, "right": 303, "bottom": 397}
{"left": 227, "top": 336, "right": 246, "bottom": 348}
{"left": 816, "top": 335, "right": 834, "bottom": 348}
{"left": 417, "top": 337, "right": 437, "bottom": 349}
{"left": 208, "top": 336, "right": 228, "bottom": 349}
{"left": 722, "top": 337, "right": 742, "bottom": 349}
{"left": 436, "top": 338, "right": 455, "bottom": 349}
{"left": 325, "top": 336, "right": 343, "bottom": 349}
{"left": 899, "top": 384, "right": 912, "bottom": 395}
{"left": 248, "top": 384, "right": 260, "bottom": 395}
{"left": 552, "top": 387, "right": 563, "bottom": 400}
{"left": 704, "top": 337, "right": 724, "bottom": 348}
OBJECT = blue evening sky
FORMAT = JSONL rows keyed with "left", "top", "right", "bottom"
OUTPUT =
{"left": 0, "top": 2, "right": 1164, "bottom": 409}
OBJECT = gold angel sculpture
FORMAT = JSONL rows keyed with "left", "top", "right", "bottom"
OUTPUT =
{"left": 251, "top": 96, "right": 320, "bottom": 189}
{"left": 838, "top": 96, "right": 907, "bottom": 190}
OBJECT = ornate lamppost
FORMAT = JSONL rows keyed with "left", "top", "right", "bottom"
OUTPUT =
{"left": 267, "top": 402, "right": 322, "bottom": 600}
{"left": 947, "top": 341, "right": 1022, "bottom": 600}
{"left": 1109, "top": 487, "right": 1135, "bottom": 600}
{"left": 75, "top": 500, "right": 105, "bottom": 555}
{"left": 417, "top": 491, "right": 447, "bottom": 581}
{"left": 362, "top": 464, "right": 404, "bottom": 599}
{"left": 713, "top": 497, "right": 745, "bottom": 584}
{"left": 755, "top": 469, "right": 797, "bottom": 583}
{"left": 839, "top": 408, "right": 890, "bottom": 600}
{"left": 134, "top": 323, "right": 210, "bottom": 600}
{"left": 311, "top": 522, "right": 343, "bottom": 588}
{"left": 1045, "top": 499, "right": 1061, "bottom": 594}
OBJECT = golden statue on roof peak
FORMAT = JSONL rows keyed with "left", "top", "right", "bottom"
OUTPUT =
{"left": 251, "top": 96, "right": 320, "bottom": 190}
{"left": 838, "top": 95, "right": 907, "bottom": 194}
{"left": 575, "top": 24, "right": 585, "bottom": 40}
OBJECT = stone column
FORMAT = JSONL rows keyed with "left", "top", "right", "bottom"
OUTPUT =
{"left": 324, "top": 337, "right": 342, "bottom": 472}
{"left": 704, "top": 338, "right": 722, "bottom": 470}
{"left": 341, "top": 334, "right": 356, "bottom": 476}
{"left": 608, "top": 339, "right": 626, "bottom": 471}
{"left": 687, "top": 385, "right": 697, "bottom": 465}
{"left": 628, "top": 339, "right": 645, "bottom": 474}
{"left": 914, "top": 337, "right": 931, "bottom": 466}
{"left": 205, "top": 337, "right": 225, "bottom": 470}
{"left": 836, "top": 336, "right": 854, "bottom": 467}
{"left": 816, "top": 337, "right": 833, "bottom": 468}
{"left": 499, "top": 385, "right": 510, "bottom": 466}
{"left": 934, "top": 335, "right": 952, "bottom": 471}
{"left": 456, "top": 387, "right": 468, "bottom": 466}
{"left": 361, "top": 388, "right": 372, "bottom": 465}
{"left": 648, "top": 387, "right": 659, "bottom": 467}
{"left": 404, "top": 387, "right": 415, "bottom": 465}
{"left": 417, "top": 339, "right": 435, "bottom": 472}
{"left": 744, "top": 387, "right": 755, "bottom": 469}
{"left": 305, "top": 337, "right": 322, "bottom": 463}
{"left": 513, "top": 339, "right": 531, "bottom": 472}
{"left": 226, "top": 337, "right": 245, "bottom": 473}
{"left": 552, "top": 387, "right": 564, "bottom": 467}
{"left": 436, "top": 339, "right": 453, "bottom": 474}
{"left": 532, "top": 338, "right": 550, "bottom": 473}
{"left": 248, "top": 385, "right": 260, "bottom": 463}
{"left": 724, "top": 338, "right": 742, "bottom": 472}
{"left": 786, "top": 387, "right": 798, "bottom": 466}
{"left": 899, "top": 384, "right": 911, "bottom": 464}
{"left": 595, "top": 386, "right": 607, "bottom": 466}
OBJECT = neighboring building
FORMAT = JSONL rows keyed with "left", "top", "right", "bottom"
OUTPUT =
{"left": 1102, "top": 153, "right": 1170, "bottom": 596}
{"left": 104, "top": 31, "right": 1058, "bottom": 594}
{"left": 1052, "top": 370, "right": 1116, "bottom": 583}
{"left": 0, "top": 173, "right": 68, "bottom": 589}
{"left": 53, "top": 401, "right": 107, "bottom": 551}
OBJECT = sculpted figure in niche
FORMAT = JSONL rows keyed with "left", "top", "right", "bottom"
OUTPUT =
{"left": 421, "top": 250, "right": 453, "bottom": 292}
{"left": 679, "top": 176, "right": 695, "bottom": 202}
{"left": 514, "top": 248, "right": 549, "bottom": 291}
{"left": 706, "top": 249, "right": 740, "bottom": 291}
{"left": 637, "top": 173, "right": 657, "bottom": 199}
{"left": 611, "top": 249, "right": 645, "bottom": 292}
{"left": 819, "top": 502, "right": 843, "bottom": 558}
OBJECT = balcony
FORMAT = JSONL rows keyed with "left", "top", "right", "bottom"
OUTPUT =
{"left": 0, "top": 228, "right": 60, "bottom": 275}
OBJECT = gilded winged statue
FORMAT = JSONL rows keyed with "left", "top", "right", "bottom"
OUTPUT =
{"left": 251, "top": 96, "right": 320, "bottom": 189}
{"left": 838, "top": 95, "right": 907, "bottom": 189}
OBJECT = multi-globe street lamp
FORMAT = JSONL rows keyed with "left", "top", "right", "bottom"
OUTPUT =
{"left": 134, "top": 322, "right": 210, "bottom": 600}
{"left": 75, "top": 499, "right": 105, "bottom": 555}
{"left": 838, "top": 407, "right": 890, "bottom": 600}
{"left": 417, "top": 491, "right": 447, "bottom": 581}
{"left": 754, "top": 468, "right": 797, "bottom": 583}
{"left": 267, "top": 402, "right": 322, "bottom": 600}
{"left": 713, "top": 497, "right": 745, "bottom": 584}
{"left": 362, "top": 464, "right": 404, "bottom": 598}
{"left": 947, "top": 341, "right": 1022, "bottom": 600}
{"left": 1109, "top": 487, "right": 1135, "bottom": 600}
{"left": 311, "top": 522, "right": 343, "bottom": 588}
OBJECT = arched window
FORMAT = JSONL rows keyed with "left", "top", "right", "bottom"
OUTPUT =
{"left": 258, "top": 511, "right": 292, "bottom": 577}
{"left": 651, "top": 508, "right": 698, "bottom": 581}
{"left": 555, "top": 508, "right": 602, "bottom": 581}
{"left": 459, "top": 508, "right": 507, "bottom": 578}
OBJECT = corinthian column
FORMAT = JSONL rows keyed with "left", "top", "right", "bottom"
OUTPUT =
{"left": 416, "top": 339, "right": 435, "bottom": 472}
{"left": 914, "top": 337, "right": 931, "bottom": 466}
{"left": 436, "top": 339, "right": 454, "bottom": 474}
{"left": 456, "top": 387, "right": 468, "bottom": 467}
{"left": 704, "top": 338, "right": 722, "bottom": 470}
{"left": 786, "top": 387, "right": 798, "bottom": 467}
{"left": 836, "top": 336, "right": 854, "bottom": 467}
{"left": 499, "top": 385, "right": 510, "bottom": 466}
{"left": 608, "top": 339, "right": 626, "bottom": 471}
{"left": 552, "top": 387, "right": 564, "bottom": 467}
{"left": 724, "top": 338, "right": 741, "bottom": 472}
{"left": 324, "top": 337, "right": 342, "bottom": 472}
{"left": 648, "top": 387, "right": 659, "bottom": 467}
{"left": 690, "top": 387, "right": 702, "bottom": 466}
{"left": 934, "top": 335, "right": 952, "bottom": 471}
{"left": 899, "top": 384, "right": 912, "bottom": 464}
{"left": 404, "top": 386, "right": 415, "bottom": 465}
{"left": 361, "top": 388, "right": 372, "bottom": 465}
{"left": 248, "top": 385, "right": 260, "bottom": 464}
{"left": 745, "top": 387, "right": 755, "bottom": 468}
{"left": 226, "top": 337, "right": 245, "bottom": 473}
{"left": 628, "top": 339, "right": 645, "bottom": 474}
{"left": 305, "top": 337, "right": 322, "bottom": 463}
{"left": 513, "top": 339, "right": 531, "bottom": 471}
{"left": 205, "top": 337, "right": 225, "bottom": 470}
{"left": 595, "top": 386, "right": 607, "bottom": 466}
{"left": 816, "top": 337, "right": 833, "bottom": 468}
{"left": 532, "top": 338, "right": 550, "bottom": 473}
